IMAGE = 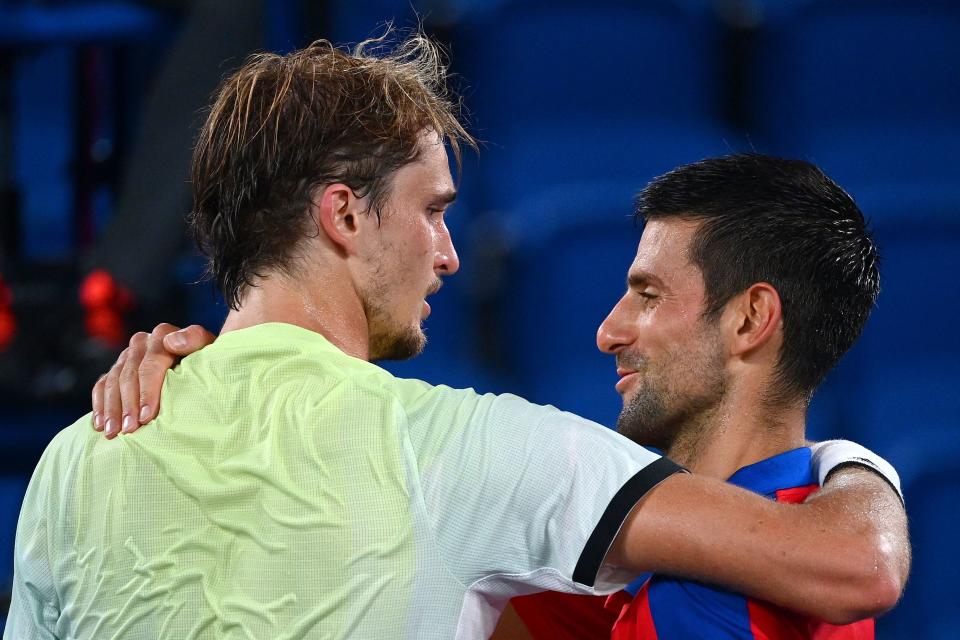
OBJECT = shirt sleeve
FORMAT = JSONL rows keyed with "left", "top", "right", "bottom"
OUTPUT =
{"left": 406, "top": 388, "right": 682, "bottom": 597}
{"left": 4, "top": 446, "right": 61, "bottom": 640}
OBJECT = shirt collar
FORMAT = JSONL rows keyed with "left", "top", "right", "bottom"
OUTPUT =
{"left": 726, "top": 447, "right": 814, "bottom": 497}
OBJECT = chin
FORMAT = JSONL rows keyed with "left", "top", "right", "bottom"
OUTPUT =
{"left": 370, "top": 325, "right": 426, "bottom": 361}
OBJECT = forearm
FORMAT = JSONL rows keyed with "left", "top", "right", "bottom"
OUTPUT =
{"left": 608, "top": 467, "right": 908, "bottom": 623}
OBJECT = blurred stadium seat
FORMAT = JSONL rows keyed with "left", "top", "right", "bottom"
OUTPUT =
{"left": 2, "top": 2, "right": 168, "bottom": 260}
{"left": 0, "top": 2, "right": 163, "bottom": 46}
{"left": 478, "top": 120, "right": 743, "bottom": 204}
{"left": 875, "top": 429, "right": 960, "bottom": 637}
{"left": 837, "top": 184, "right": 960, "bottom": 446}
{"left": 490, "top": 180, "right": 643, "bottom": 426}
{"left": 327, "top": 0, "right": 419, "bottom": 44}
{"left": 459, "top": 0, "right": 722, "bottom": 134}
{"left": 456, "top": 0, "right": 736, "bottom": 214}
{"left": 0, "top": 476, "right": 27, "bottom": 596}
{"left": 751, "top": 0, "right": 960, "bottom": 152}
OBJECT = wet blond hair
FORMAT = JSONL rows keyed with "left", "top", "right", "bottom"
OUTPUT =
{"left": 191, "top": 31, "right": 475, "bottom": 308}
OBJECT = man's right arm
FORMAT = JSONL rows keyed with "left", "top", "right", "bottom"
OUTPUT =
{"left": 606, "top": 466, "right": 909, "bottom": 624}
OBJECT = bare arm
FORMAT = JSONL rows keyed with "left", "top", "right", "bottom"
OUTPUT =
{"left": 607, "top": 465, "right": 909, "bottom": 624}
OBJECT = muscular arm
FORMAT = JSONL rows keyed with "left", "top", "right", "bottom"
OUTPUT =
{"left": 607, "top": 465, "right": 909, "bottom": 624}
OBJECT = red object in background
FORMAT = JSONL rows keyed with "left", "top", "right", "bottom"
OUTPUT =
{"left": 0, "top": 308, "right": 15, "bottom": 351}
{"left": 0, "top": 274, "right": 11, "bottom": 308}
{"left": 84, "top": 307, "right": 125, "bottom": 346}
{"left": 80, "top": 269, "right": 133, "bottom": 347}
{"left": 80, "top": 269, "right": 132, "bottom": 310}
{"left": 79, "top": 269, "right": 115, "bottom": 307}
{"left": 0, "top": 275, "right": 14, "bottom": 351}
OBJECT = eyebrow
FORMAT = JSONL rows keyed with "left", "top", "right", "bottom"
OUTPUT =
{"left": 431, "top": 189, "right": 458, "bottom": 206}
{"left": 627, "top": 270, "right": 665, "bottom": 289}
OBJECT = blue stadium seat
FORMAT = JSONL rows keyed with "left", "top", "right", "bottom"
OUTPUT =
{"left": 0, "top": 475, "right": 29, "bottom": 596}
{"left": 326, "top": 0, "right": 419, "bottom": 44}
{"left": 751, "top": 0, "right": 960, "bottom": 152}
{"left": 2, "top": 2, "right": 169, "bottom": 259}
{"left": 0, "top": 2, "right": 164, "bottom": 46}
{"left": 874, "top": 429, "right": 960, "bottom": 637}
{"left": 830, "top": 185, "right": 960, "bottom": 446}
{"left": 803, "top": 376, "right": 847, "bottom": 443}
{"left": 492, "top": 180, "right": 644, "bottom": 426}
{"left": 454, "top": 2, "right": 740, "bottom": 212}
{"left": 794, "top": 127, "right": 960, "bottom": 189}
{"left": 458, "top": 1, "right": 722, "bottom": 137}
{"left": 0, "top": 408, "right": 75, "bottom": 473}
{"left": 478, "top": 120, "right": 743, "bottom": 207}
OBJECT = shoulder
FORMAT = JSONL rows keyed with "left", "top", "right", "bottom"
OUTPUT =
{"left": 39, "top": 415, "right": 97, "bottom": 468}
{"left": 22, "top": 414, "right": 97, "bottom": 509}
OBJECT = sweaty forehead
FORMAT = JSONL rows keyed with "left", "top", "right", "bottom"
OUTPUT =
{"left": 629, "top": 219, "right": 702, "bottom": 286}
{"left": 392, "top": 133, "right": 454, "bottom": 196}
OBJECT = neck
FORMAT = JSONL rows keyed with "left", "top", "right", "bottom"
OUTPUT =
{"left": 220, "top": 270, "right": 371, "bottom": 360}
{"left": 665, "top": 387, "right": 807, "bottom": 480}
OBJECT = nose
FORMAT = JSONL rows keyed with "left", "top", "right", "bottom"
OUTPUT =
{"left": 597, "top": 293, "right": 633, "bottom": 354}
{"left": 435, "top": 223, "right": 460, "bottom": 276}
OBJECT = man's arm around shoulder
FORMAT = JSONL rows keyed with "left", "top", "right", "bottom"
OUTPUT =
{"left": 607, "top": 465, "right": 909, "bottom": 624}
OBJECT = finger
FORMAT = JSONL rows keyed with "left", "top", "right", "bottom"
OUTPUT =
{"left": 163, "top": 324, "right": 215, "bottom": 356}
{"left": 91, "top": 374, "right": 107, "bottom": 431}
{"left": 102, "top": 354, "right": 126, "bottom": 439}
{"left": 119, "top": 333, "right": 149, "bottom": 433}
{"left": 136, "top": 326, "right": 182, "bottom": 427}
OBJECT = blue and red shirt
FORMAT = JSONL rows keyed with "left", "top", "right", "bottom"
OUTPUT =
{"left": 511, "top": 448, "right": 874, "bottom": 639}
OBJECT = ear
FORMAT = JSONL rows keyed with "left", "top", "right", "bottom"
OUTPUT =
{"left": 313, "top": 183, "right": 367, "bottom": 255}
{"left": 722, "top": 283, "right": 783, "bottom": 357}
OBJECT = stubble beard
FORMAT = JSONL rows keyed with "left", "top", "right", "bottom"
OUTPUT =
{"left": 362, "top": 290, "right": 427, "bottom": 361}
{"left": 370, "top": 323, "right": 426, "bottom": 361}
{"left": 360, "top": 259, "right": 438, "bottom": 361}
{"left": 615, "top": 330, "right": 727, "bottom": 456}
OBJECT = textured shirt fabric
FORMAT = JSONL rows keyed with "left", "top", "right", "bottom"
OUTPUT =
{"left": 512, "top": 448, "right": 875, "bottom": 640}
{"left": 6, "top": 322, "right": 670, "bottom": 640}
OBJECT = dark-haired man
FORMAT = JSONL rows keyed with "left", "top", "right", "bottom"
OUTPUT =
{"left": 508, "top": 155, "right": 894, "bottom": 639}
{"left": 8, "top": 34, "right": 907, "bottom": 640}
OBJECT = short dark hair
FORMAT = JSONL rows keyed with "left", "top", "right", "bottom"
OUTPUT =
{"left": 191, "top": 32, "right": 475, "bottom": 309}
{"left": 636, "top": 153, "right": 880, "bottom": 401}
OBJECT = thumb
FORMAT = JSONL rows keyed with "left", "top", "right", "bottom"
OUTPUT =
{"left": 163, "top": 324, "right": 216, "bottom": 356}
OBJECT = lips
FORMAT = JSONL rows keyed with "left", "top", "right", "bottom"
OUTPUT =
{"left": 615, "top": 368, "right": 639, "bottom": 394}
{"left": 422, "top": 281, "right": 442, "bottom": 319}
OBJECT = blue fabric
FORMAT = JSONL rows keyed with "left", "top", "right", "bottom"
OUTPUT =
{"left": 726, "top": 447, "right": 814, "bottom": 498}
{"left": 648, "top": 579, "right": 755, "bottom": 639}
{"left": 623, "top": 448, "right": 815, "bottom": 638}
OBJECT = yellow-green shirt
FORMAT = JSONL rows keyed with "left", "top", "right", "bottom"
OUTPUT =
{"left": 6, "top": 323, "right": 668, "bottom": 639}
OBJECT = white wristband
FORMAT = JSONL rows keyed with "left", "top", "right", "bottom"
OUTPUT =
{"left": 809, "top": 439, "right": 904, "bottom": 504}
